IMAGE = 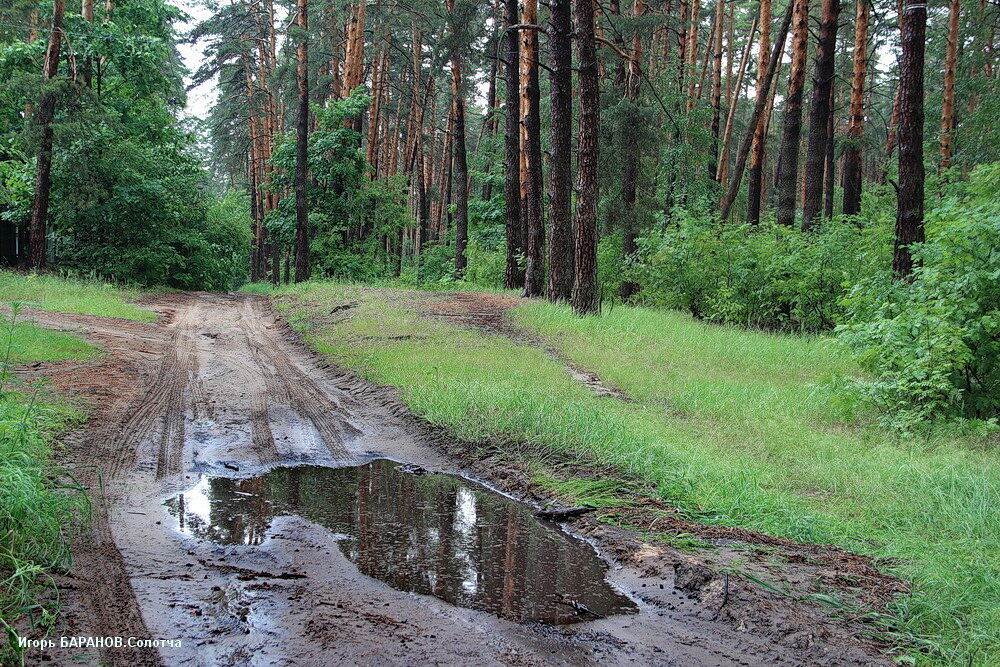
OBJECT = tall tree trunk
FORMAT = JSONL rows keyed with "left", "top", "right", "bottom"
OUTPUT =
{"left": 342, "top": 0, "right": 366, "bottom": 96}
{"left": 520, "top": 0, "right": 544, "bottom": 298}
{"left": 82, "top": 0, "right": 93, "bottom": 87}
{"left": 774, "top": 0, "right": 810, "bottom": 227}
{"left": 619, "top": 0, "right": 645, "bottom": 301}
{"left": 717, "top": 15, "right": 757, "bottom": 187}
{"left": 719, "top": 0, "right": 795, "bottom": 221}
{"left": 503, "top": 0, "right": 524, "bottom": 289}
{"left": 547, "top": 0, "right": 574, "bottom": 302}
{"left": 293, "top": 0, "right": 311, "bottom": 283}
{"left": 893, "top": 0, "right": 927, "bottom": 279}
{"left": 572, "top": 0, "right": 600, "bottom": 315}
{"left": 881, "top": 0, "right": 904, "bottom": 183}
{"left": 939, "top": 0, "right": 960, "bottom": 175}
{"left": 746, "top": 0, "right": 772, "bottom": 225}
{"left": 26, "top": 0, "right": 64, "bottom": 270}
{"left": 448, "top": 0, "right": 469, "bottom": 278}
{"left": 841, "top": 0, "right": 869, "bottom": 216}
{"left": 709, "top": 0, "right": 725, "bottom": 180}
{"left": 801, "top": 0, "right": 840, "bottom": 229}
{"left": 823, "top": 91, "right": 836, "bottom": 218}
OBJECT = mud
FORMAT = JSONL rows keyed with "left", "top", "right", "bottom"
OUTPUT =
{"left": 164, "top": 460, "right": 637, "bottom": 624}
{"left": 15, "top": 292, "right": 894, "bottom": 666}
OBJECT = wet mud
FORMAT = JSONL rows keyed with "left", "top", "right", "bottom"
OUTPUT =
{"left": 165, "top": 460, "right": 636, "bottom": 624}
{"left": 16, "top": 291, "right": 894, "bottom": 666}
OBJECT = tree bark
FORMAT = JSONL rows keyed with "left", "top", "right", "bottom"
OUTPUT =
{"left": 841, "top": 0, "right": 869, "bottom": 216}
{"left": 520, "top": 0, "right": 544, "bottom": 298}
{"left": 717, "top": 15, "right": 757, "bottom": 187}
{"left": 709, "top": 0, "right": 725, "bottom": 180}
{"left": 619, "top": 0, "right": 645, "bottom": 300}
{"left": 293, "top": 0, "right": 311, "bottom": 283}
{"left": 719, "top": 0, "right": 795, "bottom": 222}
{"left": 774, "top": 0, "right": 810, "bottom": 227}
{"left": 26, "top": 0, "right": 64, "bottom": 271}
{"left": 449, "top": 4, "right": 469, "bottom": 277}
{"left": 503, "top": 0, "right": 524, "bottom": 289}
{"left": 892, "top": 0, "right": 927, "bottom": 279}
{"left": 801, "top": 0, "right": 840, "bottom": 229}
{"left": 746, "top": 0, "right": 773, "bottom": 225}
{"left": 547, "top": 0, "right": 575, "bottom": 302}
{"left": 572, "top": 0, "right": 600, "bottom": 315}
{"left": 939, "top": 0, "right": 960, "bottom": 175}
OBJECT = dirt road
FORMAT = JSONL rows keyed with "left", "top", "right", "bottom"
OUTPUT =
{"left": 23, "top": 292, "right": 888, "bottom": 666}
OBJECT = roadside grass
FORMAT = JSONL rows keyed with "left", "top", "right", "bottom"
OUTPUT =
{"left": 277, "top": 283, "right": 999, "bottom": 665}
{"left": 0, "top": 306, "right": 92, "bottom": 660}
{"left": 235, "top": 282, "right": 275, "bottom": 295}
{"left": 0, "top": 271, "right": 154, "bottom": 322}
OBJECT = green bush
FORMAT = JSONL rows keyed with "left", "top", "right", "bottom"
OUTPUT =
{"left": 632, "top": 210, "right": 889, "bottom": 331}
{"left": 837, "top": 164, "right": 1000, "bottom": 427}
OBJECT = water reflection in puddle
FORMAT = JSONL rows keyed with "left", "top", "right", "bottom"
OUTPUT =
{"left": 164, "top": 459, "right": 637, "bottom": 624}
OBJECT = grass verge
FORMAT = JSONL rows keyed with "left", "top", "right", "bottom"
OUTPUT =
{"left": 0, "top": 303, "right": 93, "bottom": 661}
{"left": 0, "top": 271, "right": 154, "bottom": 322}
{"left": 277, "top": 282, "right": 998, "bottom": 665}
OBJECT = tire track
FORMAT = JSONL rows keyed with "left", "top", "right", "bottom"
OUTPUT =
{"left": 238, "top": 297, "right": 356, "bottom": 462}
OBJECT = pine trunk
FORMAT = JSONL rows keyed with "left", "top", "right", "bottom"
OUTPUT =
{"left": 293, "top": 0, "right": 311, "bottom": 283}
{"left": 520, "top": 0, "right": 544, "bottom": 298}
{"left": 503, "top": 0, "right": 524, "bottom": 289}
{"left": 841, "top": 0, "right": 869, "bottom": 216}
{"left": 802, "top": 0, "right": 840, "bottom": 229}
{"left": 719, "top": 0, "right": 795, "bottom": 221}
{"left": 572, "top": 0, "right": 600, "bottom": 315}
{"left": 939, "top": 0, "right": 960, "bottom": 174}
{"left": 27, "top": 0, "right": 64, "bottom": 270}
{"left": 893, "top": 0, "right": 927, "bottom": 279}
{"left": 547, "top": 0, "right": 575, "bottom": 302}
{"left": 774, "top": 0, "right": 810, "bottom": 227}
{"left": 746, "top": 0, "right": 773, "bottom": 225}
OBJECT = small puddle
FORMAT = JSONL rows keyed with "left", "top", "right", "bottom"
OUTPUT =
{"left": 164, "top": 459, "right": 637, "bottom": 624}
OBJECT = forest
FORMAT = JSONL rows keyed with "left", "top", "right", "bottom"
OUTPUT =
{"left": 0, "top": 0, "right": 999, "bottom": 663}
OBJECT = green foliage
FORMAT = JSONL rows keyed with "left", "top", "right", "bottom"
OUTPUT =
{"left": 838, "top": 164, "right": 1000, "bottom": 427}
{"left": 49, "top": 128, "right": 248, "bottom": 290}
{"left": 633, "top": 210, "right": 890, "bottom": 332}
{"left": 268, "top": 94, "right": 413, "bottom": 282}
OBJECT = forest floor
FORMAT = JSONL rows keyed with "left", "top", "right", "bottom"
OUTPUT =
{"left": 6, "top": 288, "right": 908, "bottom": 665}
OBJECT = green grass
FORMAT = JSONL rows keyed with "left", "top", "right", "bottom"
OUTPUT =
{"left": 235, "top": 282, "right": 276, "bottom": 295}
{"left": 5, "top": 323, "right": 98, "bottom": 363}
{"left": 0, "top": 271, "right": 154, "bottom": 322}
{"left": 277, "top": 283, "right": 998, "bottom": 665}
{"left": 0, "top": 302, "right": 95, "bottom": 660}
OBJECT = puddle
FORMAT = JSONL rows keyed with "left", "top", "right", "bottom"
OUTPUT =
{"left": 164, "top": 459, "right": 637, "bottom": 624}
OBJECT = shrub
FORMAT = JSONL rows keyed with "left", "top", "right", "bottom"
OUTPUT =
{"left": 837, "top": 164, "right": 1000, "bottom": 427}
{"left": 632, "top": 210, "right": 889, "bottom": 331}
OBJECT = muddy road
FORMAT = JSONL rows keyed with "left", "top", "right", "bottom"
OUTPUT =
{"left": 25, "top": 292, "right": 889, "bottom": 666}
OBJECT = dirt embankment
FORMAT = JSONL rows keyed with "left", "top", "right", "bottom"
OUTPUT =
{"left": 15, "top": 291, "right": 901, "bottom": 666}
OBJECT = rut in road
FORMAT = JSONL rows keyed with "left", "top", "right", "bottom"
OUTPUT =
{"left": 40, "top": 292, "right": 891, "bottom": 667}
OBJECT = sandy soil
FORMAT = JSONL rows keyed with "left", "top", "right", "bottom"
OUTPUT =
{"left": 15, "top": 292, "right": 899, "bottom": 666}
